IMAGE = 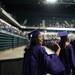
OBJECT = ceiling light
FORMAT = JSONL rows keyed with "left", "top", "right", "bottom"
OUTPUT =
{"left": 46, "top": 0, "right": 57, "bottom": 4}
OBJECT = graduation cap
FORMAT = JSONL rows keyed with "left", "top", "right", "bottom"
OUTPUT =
{"left": 28, "top": 29, "right": 40, "bottom": 40}
{"left": 57, "top": 31, "right": 68, "bottom": 37}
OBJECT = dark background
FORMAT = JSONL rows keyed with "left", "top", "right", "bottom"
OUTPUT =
{"left": 0, "top": 0, "right": 75, "bottom": 25}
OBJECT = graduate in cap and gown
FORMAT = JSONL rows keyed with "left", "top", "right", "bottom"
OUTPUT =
{"left": 22, "top": 29, "right": 65, "bottom": 75}
{"left": 58, "top": 31, "right": 75, "bottom": 75}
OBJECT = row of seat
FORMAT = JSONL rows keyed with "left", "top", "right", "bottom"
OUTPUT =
{"left": 0, "top": 30, "right": 28, "bottom": 51}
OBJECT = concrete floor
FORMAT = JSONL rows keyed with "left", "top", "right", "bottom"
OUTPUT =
{"left": 0, "top": 46, "right": 25, "bottom": 60}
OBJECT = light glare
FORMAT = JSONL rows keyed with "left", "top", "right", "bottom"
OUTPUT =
{"left": 46, "top": 0, "right": 57, "bottom": 3}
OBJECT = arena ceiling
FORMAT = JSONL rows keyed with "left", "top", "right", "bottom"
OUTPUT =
{"left": 0, "top": 0, "right": 75, "bottom": 25}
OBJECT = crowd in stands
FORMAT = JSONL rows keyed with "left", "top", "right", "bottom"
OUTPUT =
{"left": 0, "top": 19, "right": 26, "bottom": 37}
{"left": 32, "top": 22, "right": 74, "bottom": 28}
{"left": 26, "top": 19, "right": 75, "bottom": 28}
{"left": 0, "top": 18, "right": 75, "bottom": 38}
{"left": 47, "top": 22, "right": 74, "bottom": 28}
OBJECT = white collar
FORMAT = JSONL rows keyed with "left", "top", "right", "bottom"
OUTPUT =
{"left": 43, "top": 46, "right": 55, "bottom": 55}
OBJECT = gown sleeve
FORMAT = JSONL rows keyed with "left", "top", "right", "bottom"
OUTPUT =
{"left": 33, "top": 46, "right": 65, "bottom": 75}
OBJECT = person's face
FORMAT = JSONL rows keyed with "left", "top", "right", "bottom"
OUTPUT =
{"left": 36, "top": 32, "right": 43, "bottom": 45}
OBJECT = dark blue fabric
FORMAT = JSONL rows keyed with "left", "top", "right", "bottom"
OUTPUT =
{"left": 67, "top": 44, "right": 75, "bottom": 68}
{"left": 59, "top": 43, "right": 75, "bottom": 75}
{"left": 23, "top": 45, "right": 65, "bottom": 75}
{"left": 47, "top": 54, "right": 65, "bottom": 75}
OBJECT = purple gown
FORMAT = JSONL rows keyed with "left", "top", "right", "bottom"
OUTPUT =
{"left": 23, "top": 45, "right": 65, "bottom": 75}
{"left": 59, "top": 43, "right": 75, "bottom": 75}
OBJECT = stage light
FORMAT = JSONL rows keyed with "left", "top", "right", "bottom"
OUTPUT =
{"left": 46, "top": 0, "right": 57, "bottom": 3}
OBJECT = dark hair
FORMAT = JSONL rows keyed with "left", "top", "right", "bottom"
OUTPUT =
{"left": 59, "top": 36, "right": 68, "bottom": 48}
{"left": 61, "top": 36, "right": 68, "bottom": 42}
{"left": 28, "top": 29, "right": 40, "bottom": 39}
{"left": 29, "top": 30, "right": 40, "bottom": 47}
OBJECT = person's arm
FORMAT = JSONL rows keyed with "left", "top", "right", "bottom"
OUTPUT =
{"left": 55, "top": 43, "right": 61, "bottom": 56}
{"left": 39, "top": 46, "right": 64, "bottom": 75}
{"left": 53, "top": 43, "right": 61, "bottom": 56}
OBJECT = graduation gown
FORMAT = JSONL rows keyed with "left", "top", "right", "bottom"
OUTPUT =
{"left": 59, "top": 43, "right": 75, "bottom": 75}
{"left": 23, "top": 45, "right": 65, "bottom": 75}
